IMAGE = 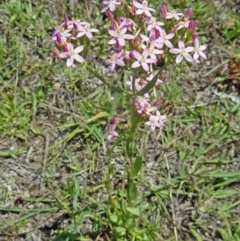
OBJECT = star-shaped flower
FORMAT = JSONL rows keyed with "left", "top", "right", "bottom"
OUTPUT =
{"left": 59, "top": 43, "right": 85, "bottom": 67}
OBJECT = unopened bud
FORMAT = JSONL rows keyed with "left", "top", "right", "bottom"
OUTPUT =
{"left": 184, "top": 7, "right": 193, "bottom": 19}
{"left": 160, "top": 5, "right": 168, "bottom": 18}
{"left": 63, "top": 43, "right": 69, "bottom": 52}
{"left": 56, "top": 33, "right": 63, "bottom": 46}
{"left": 53, "top": 50, "right": 60, "bottom": 57}
{"left": 188, "top": 20, "right": 196, "bottom": 32}
{"left": 108, "top": 11, "right": 113, "bottom": 20}
{"left": 63, "top": 13, "right": 69, "bottom": 25}
{"left": 112, "top": 117, "right": 119, "bottom": 125}
{"left": 167, "top": 104, "right": 174, "bottom": 109}
{"left": 155, "top": 100, "right": 163, "bottom": 107}
{"left": 192, "top": 32, "right": 198, "bottom": 41}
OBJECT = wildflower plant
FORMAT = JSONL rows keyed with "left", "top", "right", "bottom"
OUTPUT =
{"left": 51, "top": 1, "right": 206, "bottom": 239}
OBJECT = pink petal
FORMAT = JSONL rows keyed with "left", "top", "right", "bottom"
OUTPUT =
{"left": 131, "top": 61, "right": 141, "bottom": 69}
{"left": 118, "top": 38, "right": 126, "bottom": 46}
{"left": 110, "top": 63, "right": 116, "bottom": 72}
{"left": 90, "top": 29, "right": 99, "bottom": 33}
{"left": 109, "top": 5, "right": 116, "bottom": 12}
{"left": 67, "top": 57, "right": 74, "bottom": 67}
{"left": 200, "top": 45, "right": 207, "bottom": 51}
{"left": 109, "top": 30, "right": 118, "bottom": 37}
{"left": 165, "top": 40, "right": 173, "bottom": 48}
{"left": 166, "top": 33, "right": 174, "bottom": 39}
{"left": 146, "top": 58, "right": 157, "bottom": 64}
{"left": 74, "top": 45, "right": 84, "bottom": 53}
{"left": 136, "top": 9, "right": 144, "bottom": 15}
{"left": 178, "top": 41, "right": 184, "bottom": 48}
{"left": 133, "top": 51, "right": 141, "bottom": 60}
{"left": 199, "top": 52, "right": 207, "bottom": 59}
{"left": 123, "top": 34, "right": 134, "bottom": 39}
{"left": 170, "top": 48, "right": 181, "bottom": 54}
{"left": 59, "top": 52, "right": 68, "bottom": 58}
{"left": 76, "top": 32, "right": 85, "bottom": 38}
{"left": 142, "top": 62, "right": 149, "bottom": 72}
{"left": 133, "top": 1, "right": 143, "bottom": 8}
{"left": 86, "top": 32, "right": 93, "bottom": 39}
{"left": 108, "top": 38, "right": 116, "bottom": 45}
{"left": 176, "top": 54, "right": 183, "bottom": 64}
{"left": 74, "top": 54, "right": 85, "bottom": 63}
{"left": 145, "top": 10, "right": 153, "bottom": 17}
{"left": 116, "top": 59, "right": 125, "bottom": 66}
{"left": 193, "top": 52, "right": 199, "bottom": 61}
{"left": 184, "top": 53, "right": 193, "bottom": 62}
{"left": 185, "top": 46, "right": 194, "bottom": 52}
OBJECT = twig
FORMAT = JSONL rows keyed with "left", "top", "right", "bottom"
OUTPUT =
{"left": 165, "top": 154, "right": 178, "bottom": 241}
{"left": 40, "top": 133, "right": 50, "bottom": 190}
{"left": 202, "top": 60, "right": 229, "bottom": 77}
{"left": 25, "top": 145, "right": 33, "bottom": 164}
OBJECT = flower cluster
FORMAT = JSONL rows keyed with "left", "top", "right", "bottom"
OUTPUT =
{"left": 51, "top": 13, "right": 99, "bottom": 67}
{"left": 103, "top": 1, "right": 206, "bottom": 73}
{"left": 51, "top": 1, "right": 207, "bottom": 140}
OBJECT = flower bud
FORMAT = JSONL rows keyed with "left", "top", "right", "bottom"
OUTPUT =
{"left": 131, "top": 36, "right": 139, "bottom": 48}
{"left": 112, "top": 117, "right": 119, "bottom": 125}
{"left": 63, "top": 13, "right": 69, "bottom": 25}
{"left": 167, "top": 104, "right": 174, "bottom": 109}
{"left": 72, "top": 22, "right": 78, "bottom": 31}
{"left": 53, "top": 50, "right": 60, "bottom": 57}
{"left": 192, "top": 32, "right": 198, "bottom": 41}
{"left": 184, "top": 7, "right": 193, "bottom": 19}
{"left": 56, "top": 33, "right": 63, "bottom": 46}
{"left": 188, "top": 20, "right": 196, "bottom": 32}
{"left": 155, "top": 100, "right": 163, "bottom": 107}
{"left": 160, "top": 5, "right": 168, "bottom": 18}
{"left": 108, "top": 11, "right": 114, "bottom": 20}
{"left": 63, "top": 43, "right": 69, "bottom": 52}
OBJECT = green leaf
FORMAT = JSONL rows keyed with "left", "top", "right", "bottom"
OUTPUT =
{"left": 114, "top": 227, "right": 126, "bottom": 236}
{"left": 127, "top": 181, "right": 137, "bottom": 201}
{"left": 87, "top": 111, "right": 109, "bottom": 123}
{"left": 215, "top": 189, "right": 239, "bottom": 199}
{"left": 208, "top": 171, "right": 240, "bottom": 178}
{"left": 137, "top": 69, "right": 162, "bottom": 96}
{"left": 109, "top": 213, "right": 118, "bottom": 223}
{"left": 132, "top": 156, "right": 142, "bottom": 177}
{"left": 126, "top": 207, "right": 140, "bottom": 216}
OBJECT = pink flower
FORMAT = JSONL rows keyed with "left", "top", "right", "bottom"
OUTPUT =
{"left": 146, "top": 17, "right": 164, "bottom": 31}
{"left": 104, "top": 118, "right": 119, "bottom": 141}
{"left": 146, "top": 73, "right": 163, "bottom": 85}
{"left": 120, "top": 17, "right": 137, "bottom": 32}
{"left": 126, "top": 76, "right": 143, "bottom": 91}
{"left": 131, "top": 48, "right": 157, "bottom": 72}
{"left": 133, "top": 0, "right": 155, "bottom": 17}
{"left": 76, "top": 23, "right": 99, "bottom": 39}
{"left": 52, "top": 26, "right": 73, "bottom": 44}
{"left": 166, "top": 10, "right": 183, "bottom": 20}
{"left": 101, "top": 0, "right": 121, "bottom": 13}
{"left": 156, "top": 29, "right": 174, "bottom": 49}
{"left": 145, "top": 111, "right": 166, "bottom": 131}
{"left": 59, "top": 43, "right": 85, "bottom": 67}
{"left": 193, "top": 38, "right": 207, "bottom": 61}
{"left": 108, "top": 21, "right": 134, "bottom": 47}
{"left": 105, "top": 51, "right": 125, "bottom": 72}
{"left": 176, "top": 20, "right": 190, "bottom": 30}
{"left": 141, "top": 40, "right": 163, "bottom": 60}
{"left": 135, "top": 95, "right": 151, "bottom": 114}
{"left": 170, "top": 40, "right": 194, "bottom": 64}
